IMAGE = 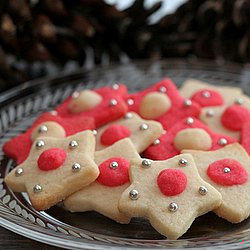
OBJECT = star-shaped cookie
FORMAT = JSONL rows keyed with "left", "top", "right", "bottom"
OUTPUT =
{"left": 4, "top": 130, "right": 99, "bottom": 211}
{"left": 200, "top": 95, "right": 250, "bottom": 140}
{"left": 3, "top": 111, "right": 95, "bottom": 164}
{"left": 119, "top": 154, "right": 222, "bottom": 239}
{"left": 180, "top": 79, "right": 243, "bottom": 107}
{"left": 144, "top": 117, "right": 236, "bottom": 160}
{"left": 95, "top": 112, "right": 164, "bottom": 152}
{"left": 55, "top": 84, "right": 128, "bottom": 127}
{"left": 124, "top": 79, "right": 201, "bottom": 129}
{"left": 183, "top": 143, "right": 250, "bottom": 223}
{"left": 64, "top": 139, "right": 141, "bottom": 224}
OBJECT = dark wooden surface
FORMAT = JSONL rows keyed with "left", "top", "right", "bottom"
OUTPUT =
{"left": 0, "top": 226, "right": 62, "bottom": 250}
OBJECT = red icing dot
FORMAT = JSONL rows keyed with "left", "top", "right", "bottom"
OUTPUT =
{"left": 37, "top": 148, "right": 67, "bottom": 171}
{"left": 207, "top": 159, "right": 248, "bottom": 186}
{"left": 97, "top": 157, "right": 130, "bottom": 187}
{"left": 221, "top": 105, "right": 250, "bottom": 131}
{"left": 157, "top": 169, "right": 187, "bottom": 196}
{"left": 191, "top": 89, "right": 224, "bottom": 107}
{"left": 100, "top": 125, "right": 131, "bottom": 146}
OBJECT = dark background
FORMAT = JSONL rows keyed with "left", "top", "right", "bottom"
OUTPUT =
{"left": 0, "top": 0, "right": 250, "bottom": 92}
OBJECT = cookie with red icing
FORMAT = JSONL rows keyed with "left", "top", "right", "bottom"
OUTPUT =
{"left": 118, "top": 154, "right": 222, "bottom": 239}
{"left": 200, "top": 95, "right": 250, "bottom": 140}
{"left": 4, "top": 130, "right": 99, "bottom": 211}
{"left": 55, "top": 84, "right": 128, "bottom": 128}
{"left": 183, "top": 143, "right": 250, "bottom": 223}
{"left": 95, "top": 112, "right": 164, "bottom": 152}
{"left": 3, "top": 112, "right": 95, "bottom": 164}
{"left": 144, "top": 117, "right": 237, "bottom": 160}
{"left": 64, "top": 139, "right": 141, "bottom": 224}
{"left": 180, "top": 79, "right": 243, "bottom": 107}
{"left": 125, "top": 79, "right": 201, "bottom": 129}
{"left": 240, "top": 120, "right": 250, "bottom": 155}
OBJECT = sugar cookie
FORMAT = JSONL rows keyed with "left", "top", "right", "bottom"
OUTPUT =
{"left": 119, "top": 154, "right": 222, "bottom": 239}
{"left": 64, "top": 139, "right": 141, "bottom": 223}
{"left": 4, "top": 130, "right": 99, "bottom": 211}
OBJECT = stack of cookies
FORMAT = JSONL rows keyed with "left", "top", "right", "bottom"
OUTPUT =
{"left": 3, "top": 79, "right": 250, "bottom": 240}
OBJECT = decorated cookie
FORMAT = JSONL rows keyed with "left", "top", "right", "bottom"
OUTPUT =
{"left": 180, "top": 79, "right": 243, "bottom": 107}
{"left": 200, "top": 95, "right": 250, "bottom": 140}
{"left": 4, "top": 130, "right": 99, "bottom": 211}
{"left": 3, "top": 112, "right": 95, "bottom": 164}
{"left": 64, "top": 139, "right": 141, "bottom": 224}
{"left": 125, "top": 79, "right": 201, "bottom": 129}
{"left": 95, "top": 112, "right": 164, "bottom": 152}
{"left": 241, "top": 121, "right": 250, "bottom": 155}
{"left": 118, "top": 154, "right": 222, "bottom": 239}
{"left": 125, "top": 79, "right": 183, "bottom": 114}
{"left": 55, "top": 84, "right": 128, "bottom": 127}
{"left": 183, "top": 143, "right": 250, "bottom": 223}
{"left": 144, "top": 117, "right": 237, "bottom": 160}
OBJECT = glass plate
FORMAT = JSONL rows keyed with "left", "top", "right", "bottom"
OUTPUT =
{"left": 0, "top": 59, "right": 250, "bottom": 250}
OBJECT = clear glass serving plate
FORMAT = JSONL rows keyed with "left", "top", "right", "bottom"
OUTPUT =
{"left": 0, "top": 59, "right": 250, "bottom": 250}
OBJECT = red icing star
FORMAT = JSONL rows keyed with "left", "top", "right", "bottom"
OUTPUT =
{"left": 156, "top": 101, "right": 201, "bottom": 130}
{"left": 157, "top": 169, "right": 187, "bottom": 196}
{"left": 207, "top": 159, "right": 248, "bottom": 186}
{"left": 125, "top": 79, "right": 183, "bottom": 112}
{"left": 38, "top": 148, "right": 67, "bottom": 171}
{"left": 144, "top": 117, "right": 237, "bottom": 160}
{"left": 3, "top": 112, "right": 95, "bottom": 164}
{"left": 125, "top": 79, "right": 201, "bottom": 129}
{"left": 55, "top": 85, "right": 128, "bottom": 128}
{"left": 100, "top": 124, "right": 131, "bottom": 146}
{"left": 96, "top": 157, "right": 130, "bottom": 187}
{"left": 221, "top": 105, "right": 250, "bottom": 131}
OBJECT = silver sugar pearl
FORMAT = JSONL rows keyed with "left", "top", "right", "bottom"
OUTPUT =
{"left": 125, "top": 112, "right": 133, "bottom": 119}
{"left": 38, "top": 125, "right": 48, "bottom": 133}
{"left": 109, "top": 99, "right": 118, "bottom": 106}
{"left": 110, "top": 161, "right": 119, "bottom": 169}
{"left": 199, "top": 186, "right": 208, "bottom": 195}
{"left": 202, "top": 91, "right": 211, "bottom": 98}
{"left": 184, "top": 99, "right": 192, "bottom": 107}
{"left": 141, "top": 159, "right": 152, "bottom": 168}
{"left": 206, "top": 109, "right": 215, "bottom": 117}
{"left": 50, "top": 110, "right": 58, "bottom": 116}
{"left": 127, "top": 98, "right": 134, "bottom": 106}
{"left": 139, "top": 123, "right": 149, "bottom": 131}
{"left": 15, "top": 168, "right": 23, "bottom": 177}
{"left": 36, "top": 140, "right": 45, "bottom": 148}
{"left": 92, "top": 130, "right": 97, "bottom": 136}
{"left": 168, "top": 202, "right": 178, "bottom": 212}
{"left": 186, "top": 117, "right": 194, "bottom": 125}
{"left": 33, "top": 184, "right": 42, "bottom": 193}
{"left": 69, "top": 140, "right": 78, "bottom": 149}
{"left": 129, "top": 189, "right": 139, "bottom": 200}
{"left": 72, "top": 163, "right": 81, "bottom": 172}
{"left": 112, "top": 84, "right": 119, "bottom": 90}
{"left": 235, "top": 98, "right": 244, "bottom": 105}
{"left": 153, "top": 139, "right": 160, "bottom": 145}
{"left": 218, "top": 138, "right": 228, "bottom": 146}
{"left": 159, "top": 86, "right": 167, "bottom": 93}
{"left": 72, "top": 91, "right": 80, "bottom": 98}
{"left": 178, "top": 158, "right": 188, "bottom": 167}
{"left": 223, "top": 167, "right": 231, "bottom": 173}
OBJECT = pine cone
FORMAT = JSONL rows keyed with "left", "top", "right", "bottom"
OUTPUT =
{"left": 0, "top": 0, "right": 249, "bottom": 92}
